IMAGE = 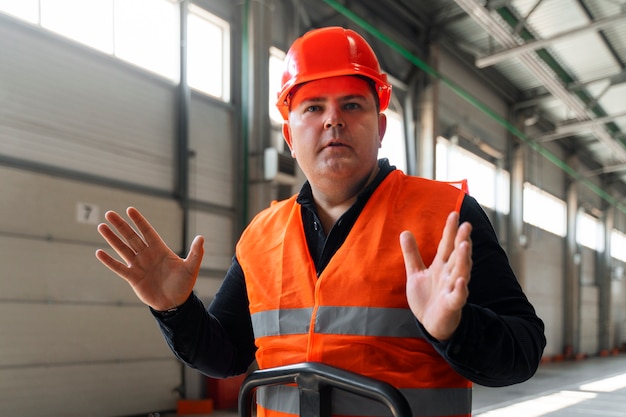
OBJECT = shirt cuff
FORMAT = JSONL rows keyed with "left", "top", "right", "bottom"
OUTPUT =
{"left": 150, "top": 293, "right": 194, "bottom": 320}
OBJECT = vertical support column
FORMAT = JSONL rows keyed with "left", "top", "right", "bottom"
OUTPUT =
{"left": 563, "top": 155, "right": 580, "bottom": 358}
{"left": 177, "top": 0, "right": 191, "bottom": 249}
{"left": 403, "top": 73, "right": 418, "bottom": 177}
{"left": 242, "top": 0, "right": 272, "bottom": 219}
{"left": 178, "top": 0, "right": 204, "bottom": 401}
{"left": 416, "top": 84, "right": 436, "bottom": 179}
{"left": 598, "top": 196, "right": 614, "bottom": 353}
{"left": 237, "top": 0, "right": 251, "bottom": 233}
{"left": 416, "top": 43, "right": 439, "bottom": 179}
{"left": 508, "top": 140, "right": 525, "bottom": 288}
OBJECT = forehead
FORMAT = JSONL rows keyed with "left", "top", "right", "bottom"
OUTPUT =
{"left": 290, "top": 76, "right": 374, "bottom": 105}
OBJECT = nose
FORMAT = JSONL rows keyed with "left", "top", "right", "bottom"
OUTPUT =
{"left": 324, "top": 107, "right": 345, "bottom": 129}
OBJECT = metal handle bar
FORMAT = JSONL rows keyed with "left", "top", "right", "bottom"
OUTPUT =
{"left": 238, "top": 362, "right": 412, "bottom": 417}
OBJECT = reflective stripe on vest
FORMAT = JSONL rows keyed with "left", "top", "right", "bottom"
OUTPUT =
{"left": 257, "top": 385, "right": 472, "bottom": 417}
{"left": 252, "top": 306, "right": 422, "bottom": 339}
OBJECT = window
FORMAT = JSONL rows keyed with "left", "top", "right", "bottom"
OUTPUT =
{"left": 40, "top": 0, "right": 114, "bottom": 53}
{"left": 0, "top": 0, "right": 39, "bottom": 23}
{"left": 0, "top": 0, "right": 230, "bottom": 99}
{"left": 269, "top": 47, "right": 286, "bottom": 125}
{"left": 115, "top": 0, "right": 179, "bottom": 81}
{"left": 436, "top": 136, "right": 510, "bottom": 214}
{"left": 1, "top": 0, "right": 179, "bottom": 80}
{"left": 611, "top": 229, "right": 626, "bottom": 262}
{"left": 379, "top": 110, "right": 407, "bottom": 173}
{"left": 187, "top": 5, "right": 230, "bottom": 101}
{"left": 577, "top": 211, "right": 604, "bottom": 251}
{"left": 523, "top": 182, "right": 566, "bottom": 237}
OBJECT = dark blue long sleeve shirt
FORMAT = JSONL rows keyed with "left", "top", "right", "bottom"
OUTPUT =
{"left": 152, "top": 160, "right": 546, "bottom": 387}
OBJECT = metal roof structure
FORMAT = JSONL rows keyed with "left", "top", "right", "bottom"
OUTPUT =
{"left": 296, "top": 0, "right": 626, "bottom": 210}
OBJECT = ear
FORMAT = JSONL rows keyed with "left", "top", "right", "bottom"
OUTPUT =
{"left": 377, "top": 113, "right": 387, "bottom": 148}
{"left": 282, "top": 123, "right": 296, "bottom": 157}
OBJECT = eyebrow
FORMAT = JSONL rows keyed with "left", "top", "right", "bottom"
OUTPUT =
{"left": 298, "top": 94, "right": 369, "bottom": 105}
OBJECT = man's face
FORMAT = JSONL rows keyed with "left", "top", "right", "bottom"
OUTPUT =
{"left": 283, "top": 76, "right": 387, "bottom": 190}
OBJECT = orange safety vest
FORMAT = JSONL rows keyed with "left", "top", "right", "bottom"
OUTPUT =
{"left": 237, "top": 171, "right": 472, "bottom": 417}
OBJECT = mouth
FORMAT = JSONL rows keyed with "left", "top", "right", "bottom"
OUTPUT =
{"left": 325, "top": 140, "right": 348, "bottom": 148}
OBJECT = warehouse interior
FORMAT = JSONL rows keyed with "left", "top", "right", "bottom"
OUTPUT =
{"left": 1, "top": 0, "right": 626, "bottom": 416}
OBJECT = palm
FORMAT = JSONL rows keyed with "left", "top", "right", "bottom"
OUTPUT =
{"left": 400, "top": 212, "right": 472, "bottom": 341}
{"left": 95, "top": 207, "right": 204, "bottom": 311}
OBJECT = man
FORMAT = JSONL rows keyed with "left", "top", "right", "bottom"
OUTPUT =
{"left": 96, "top": 27, "right": 545, "bottom": 417}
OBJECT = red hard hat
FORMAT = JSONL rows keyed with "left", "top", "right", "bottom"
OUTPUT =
{"left": 276, "top": 27, "right": 392, "bottom": 120}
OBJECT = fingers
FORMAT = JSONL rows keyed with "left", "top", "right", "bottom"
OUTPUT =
{"left": 403, "top": 212, "right": 472, "bottom": 289}
{"left": 97, "top": 222, "right": 136, "bottom": 264}
{"left": 185, "top": 235, "right": 205, "bottom": 269}
{"left": 448, "top": 220, "right": 472, "bottom": 283}
{"left": 95, "top": 207, "right": 162, "bottom": 267}
{"left": 400, "top": 230, "right": 426, "bottom": 275}
{"left": 436, "top": 211, "right": 472, "bottom": 264}
{"left": 436, "top": 212, "right": 460, "bottom": 262}
{"left": 103, "top": 209, "right": 147, "bottom": 254}
{"left": 447, "top": 277, "right": 470, "bottom": 311}
{"left": 402, "top": 213, "right": 472, "bottom": 341}
{"left": 126, "top": 207, "right": 165, "bottom": 248}
{"left": 95, "top": 248, "right": 131, "bottom": 281}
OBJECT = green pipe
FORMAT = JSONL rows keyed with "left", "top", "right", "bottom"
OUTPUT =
{"left": 323, "top": 0, "right": 626, "bottom": 214}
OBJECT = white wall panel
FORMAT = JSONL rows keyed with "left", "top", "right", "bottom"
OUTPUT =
{"left": 578, "top": 176, "right": 603, "bottom": 211}
{"left": 0, "top": 236, "right": 134, "bottom": 303}
{"left": 0, "top": 17, "right": 176, "bottom": 191}
{"left": 0, "top": 165, "right": 186, "bottom": 416}
{"left": 0, "top": 304, "right": 169, "bottom": 367}
{"left": 0, "top": 7, "right": 239, "bottom": 413}
{"left": 580, "top": 286, "right": 600, "bottom": 355}
{"left": 579, "top": 247, "right": 599, "bottom": 355}
{"left": 581, "top": 246, "right": 596, "bottom": 286}
{"left": 194, "top": 276, "right": 226, "bottom": 302}
{"left": 189, "top": 97, "right": 235, "bottom": 206}
{"left": 0, "top": 360, "right": 180, "bottom": 417}
{"left": 0, "top": 165, "right": 182, "bottom": 249}
{"left": 190, "top": 209, "right": 234, "bottom": 271}
{"left": 611, "top": 278, "right": 626, "bottom": 347}
{"left": 524, "top": 228, "right": 564, "bottom": 357}
{"left": 438, "top": 50, "right": 509, "bottom": 152}
{"left": 526, "top": 140, "right": 566, "bottom": 198}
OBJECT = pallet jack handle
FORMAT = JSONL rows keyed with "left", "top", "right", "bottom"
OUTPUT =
{"left": 238, "top": 362, "right": 412, "bottom": 417}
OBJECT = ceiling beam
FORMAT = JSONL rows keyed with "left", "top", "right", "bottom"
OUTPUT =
{"left": 535, "top": 110, "right": 626, "bottom": 142}
{"left": 515, "top": 69, "right": 626, "bottom": 109}
{"left": 568, "top": 69, "right": 626, "bottom": 90}
{"left": 453, "top": 0, "right": 626, "bottom": 162}
{"left": 586, "top": 164, "right": 626, "bottom": 177}
{"left": 475, "top": 12, "right": 626, "bottom": 68}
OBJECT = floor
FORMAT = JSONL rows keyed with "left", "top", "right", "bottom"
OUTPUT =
{"left": 165, "top": 353, "right": 626, "bottom": 417}
{"left": 472, "top": 354, "right": 626, "bottom": 416}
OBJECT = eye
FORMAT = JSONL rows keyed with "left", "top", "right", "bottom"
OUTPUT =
{"left": 344, "top": 102, "right": 362, "bottom": 110}
{"left": 305, "top": 104, "right": 322, "bottom": 112}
